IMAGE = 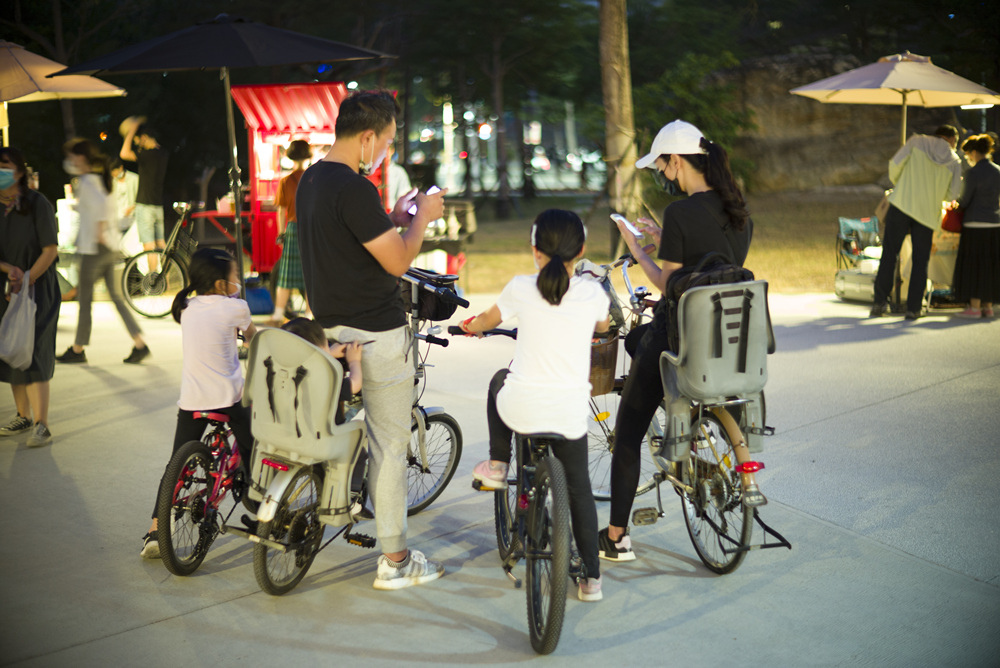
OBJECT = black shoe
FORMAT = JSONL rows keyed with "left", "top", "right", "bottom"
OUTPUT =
{"left": 869, "top": 302, "right": 888, "bottom": 318}
{"left": 598, "top": 527, "right": 636, "bottom": 562}
{"left": 56, "top": 347, "right": 87, "bottom": 364}
{"left": 904, "top": 311, "right": 921, "bottom": 321}
{"left": 123, "top": 346, "right": 150, "bottom": 364}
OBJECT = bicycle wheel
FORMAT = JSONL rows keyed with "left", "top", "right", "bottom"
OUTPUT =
{"left": 122, "top": 250, "right": 188, "bottom": 318}
{"left": 253, "top": 465, "right": 324, "bottom": 595}
{"left": 494, "top": 478, "right": 519, "bottom": 561}
{"left": 155, "top": 440, "right": 215, "bottom": 576}
{"left": 525, "top": 456, "right": 570, "bottom": 655}
{"left": 406, "top": 413, "right": 462, "bottom": 515}
{"left": 587, "top": 387, "right": 665, "bottom": 500}
{"left": 680, "top": 412, "right": 753, "bottom": 575}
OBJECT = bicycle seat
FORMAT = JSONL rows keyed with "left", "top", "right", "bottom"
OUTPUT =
{"left": 193, "top": 411, "right": 229, "bottom": 423}
{"left": 516, "top": 432, "right": 567, "bottom": 442}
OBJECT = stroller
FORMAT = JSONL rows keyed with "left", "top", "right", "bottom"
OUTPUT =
{"left": 834, "top": 216, "right": 882, "bottom": 303}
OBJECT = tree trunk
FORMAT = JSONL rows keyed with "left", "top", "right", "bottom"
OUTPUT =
{"left": 598, "top": 0, "right": 639, "bottom": 254}
{"left": 491, "top": 36, "right": 512, "bottom": 219}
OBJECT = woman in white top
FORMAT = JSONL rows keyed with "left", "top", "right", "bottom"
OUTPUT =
{"left": 141, "top": 247, "right": 257, "bottom": 558}
{"left": 460, "top": 209, "right": 610, "bottom": 601}
{"left": 56, "top": 139, "right": 148, "bottom": 365}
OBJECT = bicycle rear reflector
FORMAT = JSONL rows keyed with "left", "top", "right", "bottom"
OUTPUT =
{"left": 262, "top": 459, "right": 289, "bottom": 471}
{"left": 735, "top": 461, "right": 765, "bottom": 473}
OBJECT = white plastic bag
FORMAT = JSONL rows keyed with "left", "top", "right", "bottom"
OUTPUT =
{"left": 0, "top": 270, "right": 37, "bottom": 371}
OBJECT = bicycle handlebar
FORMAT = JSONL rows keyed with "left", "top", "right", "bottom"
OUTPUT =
{"left": 422, "top": 333, "right": 450, "bottom": 347}
{"left": 402, "top": 269, "right": 471, "bottom": 309}
{"left": 447, "top": 325, "right": 518, "bottom": 339}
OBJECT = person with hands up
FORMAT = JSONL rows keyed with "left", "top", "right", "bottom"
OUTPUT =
{"left": 296, "top": 89, "right": 447, "bottom": 591}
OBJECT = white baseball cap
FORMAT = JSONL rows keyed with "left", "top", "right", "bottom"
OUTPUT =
{"left": 635, "top": 120, "right": 707, "bottom": 169}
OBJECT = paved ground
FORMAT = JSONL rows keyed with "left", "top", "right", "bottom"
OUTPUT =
{"left": 1, "top": 292, "right": 998, "bottom": 667}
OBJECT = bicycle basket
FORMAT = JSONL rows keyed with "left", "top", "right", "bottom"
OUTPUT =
{"left": 175, "top": 223, "right": 199, "bottom": 262}
{"left": 401, "top": 270, "right": 460, "bottom": 321}
{"left": 589, "top": 336, "right": 618, "bottom": 396}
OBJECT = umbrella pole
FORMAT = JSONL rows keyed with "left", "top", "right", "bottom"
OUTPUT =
{"left": 222, "top": 66, "right": 246, "bottom": 298}
{"left": 900, "top": 92, "right": 908, "bottom": 146}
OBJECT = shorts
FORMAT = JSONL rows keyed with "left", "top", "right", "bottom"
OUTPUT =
{"left": 134, "top": 203, "right": 164, "bottom": 244}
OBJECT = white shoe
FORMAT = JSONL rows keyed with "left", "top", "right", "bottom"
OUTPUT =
{"left": 372, "top": 550, "right": 444, "bottom": 590}
{"left": 26, "top": 422, "right": 52, "bottom": 447}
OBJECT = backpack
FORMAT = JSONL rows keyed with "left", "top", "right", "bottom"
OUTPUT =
{"left": 662, "top": 251, "right": 755, "bottom": 353}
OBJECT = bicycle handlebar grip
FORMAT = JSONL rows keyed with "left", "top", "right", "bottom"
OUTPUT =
{"left": 425, "top": 333, "right": 450, "bottom": 348}
{"left": 438, "top": 290, "right": 470, "bottom": 309}
{"left": 447, "top": 325, "right": 466, "bottom": 336}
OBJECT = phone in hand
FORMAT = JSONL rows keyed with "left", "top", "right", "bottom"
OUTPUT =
{"left": 407, "top": 185, "right": 442, "bottom": 215}
{"left": 610, "top": 213, "right": 641, "bottom": 237}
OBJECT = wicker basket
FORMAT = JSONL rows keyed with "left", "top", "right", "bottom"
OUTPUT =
{"left": 589, "top": 336, "right": 619, "bottom": 396}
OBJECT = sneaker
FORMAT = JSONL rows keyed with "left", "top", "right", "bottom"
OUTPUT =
{"left": 904, "top": 311, "right": 922, "bottom": 321}
{"left": 372, "top": 549, "right": 444, "bottom": 590}
{"left": 984, "top": 307, "right": 995, "bottom": 318}
{"left": 123, "top": 345, "right": 150, "bottom": 364}
{"left": 472, "top": 460, "right": 509, "bottom": 489}
{"left": 26, "top": 422, "right": 52, "bottom": 447}
{"left": 56, "top": 347, "right": 87, "bottom": 364}
{"left": 869, "top": 302, "right": 887, "bottom": 318}
{"left": 0, "top": 415, "right": 32, "bottom": 436}
{"left": 598, "top": 527, "right": 636, "bottom": 562}
{"left": 140, "top": 532, "right": 160, "bottom": 559}
{"left": 578, "top": 576, "right": 603, "bottom": 602}
{"left": 956, "top": 308, "right": 983, "bottom": 318}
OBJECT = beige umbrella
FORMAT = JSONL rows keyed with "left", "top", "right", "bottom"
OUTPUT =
{"left": 790, "top": 52, "right": 1000, "bottom": 145}
{"left": 0, "top": 40, "right": 125, "bottom": 146}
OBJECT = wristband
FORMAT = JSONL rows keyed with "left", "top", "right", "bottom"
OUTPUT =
{"left": 460, "top": 316, "right": 475, "bottom": 334}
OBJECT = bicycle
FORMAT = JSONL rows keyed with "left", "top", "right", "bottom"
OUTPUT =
{"left": 121, "top": 201, "right": 196, "bottom": 318}
{"left": 245, "top": 270, "right": 467, "bottom": 595}
{"left": 154, "top": 411, "right": 254, "bottom": 576}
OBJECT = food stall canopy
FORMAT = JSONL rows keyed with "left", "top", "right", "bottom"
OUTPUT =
{"left": 231, "top": 81, "right": 349, "bottom": 138}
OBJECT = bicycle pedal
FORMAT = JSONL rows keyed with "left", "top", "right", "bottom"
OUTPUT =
{"left": 632, "top": 507, "right": 661, "bottom": 526}
{"left": 346, "top": 532, "right": 376, "bottom": 548}
{"left": 472, "top": 479, "right": 504, "bottom": 492}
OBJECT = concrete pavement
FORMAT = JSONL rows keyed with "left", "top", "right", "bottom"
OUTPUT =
{"left": 1, "top": 292, "right": 998, "bottom": 667}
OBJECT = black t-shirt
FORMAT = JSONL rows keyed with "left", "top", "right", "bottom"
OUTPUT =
{"left": 296, "top": 161, "right": 404, "bottom": 331}
{"left": 135, "top": 146, "right": 168, "bottom": 205}
{"left": 657, "top": 190, "right": 753, "bottom": 267}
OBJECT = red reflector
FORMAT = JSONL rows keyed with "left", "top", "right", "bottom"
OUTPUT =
{"left": 519, "top": 494, "right": 529, "bottom": 510}
{"left": 735, "top": 461, "right": 764, "bottom": 473}
{"left": 262, "top": 458, "right": 289, "bottom": 471}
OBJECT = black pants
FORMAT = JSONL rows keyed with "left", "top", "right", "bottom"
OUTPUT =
{"left": 486, "top": 369, "right": 600, "bottom": 578}
{"left": 873, "top": 204, "right": 934, "bottom": 313}
{"left": 150, "top": 402, "right": 253, "bottom": 519}
{"left": 609, "top": 323, "right": 669, "bottom": 528}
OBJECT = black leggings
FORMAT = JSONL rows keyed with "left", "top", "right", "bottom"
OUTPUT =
{"left": 486, "top": 369, "right": 600, "bottom": 579}
{"left": 150, "top": 402, "right": 253, "bottom": 519}
{"left": 609, "top": 324, "right": 669, "bottom": 528}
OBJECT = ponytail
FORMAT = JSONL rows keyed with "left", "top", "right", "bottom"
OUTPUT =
{"left": 171, "top": 285, "right": 197, "bottom": 324}
{"left": 531, "top": 209, "right": 586, "bottom": 305}
{"left": 697, "top": 137, "right": 749, "bottom": 231}
{"left": 171, "top": 247, "right": 237, "bottom": 323}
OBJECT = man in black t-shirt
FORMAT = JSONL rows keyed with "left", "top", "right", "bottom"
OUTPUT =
{"left": 297, "top": 90, "right": 447, "bottom": 590}
{"left": 120, "top": 119, "right": 168, "bottom": 269}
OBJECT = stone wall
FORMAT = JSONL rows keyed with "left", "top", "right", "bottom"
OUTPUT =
{"left": 728, "top": 52, "right": 955, "bottom": 193}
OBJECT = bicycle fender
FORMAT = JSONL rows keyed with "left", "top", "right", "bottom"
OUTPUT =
{"left": 418, "top": 406, "right": 448, "bottom": 419}
{"left": 256, "top": 468, "right": 298, "bottom": 524}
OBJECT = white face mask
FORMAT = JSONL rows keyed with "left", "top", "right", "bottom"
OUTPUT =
{"left": 63, "top": 158, "right": 85, "bottom": 176}
{"left": 359, "top": 140, "right": 374, "bottom": 176}
{"left": 226, "top": 280, "right": 241, "bottom": 299}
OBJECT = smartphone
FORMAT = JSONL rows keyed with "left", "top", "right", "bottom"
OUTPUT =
{"left": 407, "top": 185, "right": 442, "bottom": 215}
{"left": 611, "top": 213, "right": 641, "bottom": 237}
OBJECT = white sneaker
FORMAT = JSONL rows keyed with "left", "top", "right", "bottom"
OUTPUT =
{"left": 140, "top": 532, "right": 160, "bottom": 559}
{"left": 472, "top": 460, "right": 509, "bottom": 489}
{"left": 26, "top": 423, "right": 52, "bottom": 447}
{"left": 0, "top": 415, "right": 32, "bottom": 436}
{"left": 578, "top": 576, "right": 603, "bottom": 602}
{"left": 372, "top": 549, "right": 444, "bottom": 590}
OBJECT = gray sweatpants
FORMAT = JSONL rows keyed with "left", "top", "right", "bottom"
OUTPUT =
{"left": 75, "top": 245, "right": 142, "bottom": 347}
{"left": 326, "top": 324, "right": 412, "bottom": 554}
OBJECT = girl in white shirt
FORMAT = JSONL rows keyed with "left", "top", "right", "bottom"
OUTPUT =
{"left": 460, "top": 209, "right": 610, "bottom": 601}
{"left": 141, "top": 248, "right": 257, "bottom": 558}
{"left": 56, "top": 139, "right": 148, "bottom": 366}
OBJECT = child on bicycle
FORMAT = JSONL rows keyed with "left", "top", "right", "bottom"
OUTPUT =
{"left": 460, "top": 209, "right": 610, "bottom": 601}
{"left": 280, "top": 317, "right": 363, "bottom": 424}
{"left": 140, "top": 248, "right": 258, "bottom": 558}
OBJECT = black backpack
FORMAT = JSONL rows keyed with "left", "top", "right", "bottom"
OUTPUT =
{"left": 662, "top": 251, "right": 755, "bottom": 353}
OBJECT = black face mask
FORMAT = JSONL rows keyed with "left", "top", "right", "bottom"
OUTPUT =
{"left": 654, "top": 168, "right": 684, "bottom": 197}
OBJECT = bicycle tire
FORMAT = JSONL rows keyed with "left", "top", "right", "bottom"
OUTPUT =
{"left": 253, "top": 465, "right": 324, "bottom": 596}
{"left": 122, "top": 250, "right": 188, "bottom": 318}
{"left": 680, "top": 412, "right": 753, "bottom": 575}
{"left": 406, "top": 413, "right": 462, "bottom": 515}
{"left": 525, "top": 456, "right": 570, "bottom": 655}
{"left": 494, "top": 476, "right": 519, "bottom": 561}
{"left": 587, "top": 387, "right": 665, "bottom": 500}
{"left": 155, "top": 440, "right": 215, "bottom": 576}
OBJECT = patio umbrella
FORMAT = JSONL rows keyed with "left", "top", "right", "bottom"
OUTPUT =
{"left": 50, "top": 13, "right": 390, "bottom": 293}
{"left": 790, "top": 52, "right": 1000, "bottom": 146}
{"left": 0, "top": 40, "right": 125, "bottom": 146}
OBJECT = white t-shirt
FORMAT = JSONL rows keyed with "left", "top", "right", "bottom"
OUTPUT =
{"left": 177, "top": 295, "right": 253, "bottom": 411}
{"left": 496, "top": 274, "right": 609, "bottom": 439}
{"left": 73, "top": 173, "right": 119, "bottom": 254}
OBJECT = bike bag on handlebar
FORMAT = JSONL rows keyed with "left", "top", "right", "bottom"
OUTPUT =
{"left": 401, "top": 268, "right": 463, "bottom": 321}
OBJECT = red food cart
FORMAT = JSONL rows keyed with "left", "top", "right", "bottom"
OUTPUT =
{"left": 193, "top": 81, "right": 388, "bottom": 277}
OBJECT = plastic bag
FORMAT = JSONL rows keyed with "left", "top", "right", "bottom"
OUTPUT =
{"left": 0, "top": 270, "right": 37, "bottom": 370}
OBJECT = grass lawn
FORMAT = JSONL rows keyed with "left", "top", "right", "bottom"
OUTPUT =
{"left": 458, "top": 186, "right": 885, "bottom": 295}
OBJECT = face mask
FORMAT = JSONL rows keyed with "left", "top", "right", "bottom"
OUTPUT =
{"left": 654, "top": 168, "right": 684, "bottom": 197}
{"left": 359, "top": 140, "right": 374, "bottom": 176}
{"left": 0, "top": 168, "right": 16, "bottom": 190}
{"left": 227, "top": 280, "right": 241, "bottom": 299}
{"left": 63, "top": 158, "right": 85, "bottom": 176}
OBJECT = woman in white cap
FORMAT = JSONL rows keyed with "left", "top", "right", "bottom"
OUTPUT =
{"left": 599, "top": 120, "right": 754, "bottom": 562}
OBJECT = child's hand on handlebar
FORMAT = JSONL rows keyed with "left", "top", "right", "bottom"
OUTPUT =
{"left": 458, "top": 315, "right": 481, "bottom": 338}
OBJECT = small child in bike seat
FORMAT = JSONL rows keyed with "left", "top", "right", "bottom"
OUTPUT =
{"left": 280, "top": 317, "right": 362, "bottom": 425}
{"left": 459, "top": 209, "right": 610, "bottom": 602}
{"left": 141, "top": 248, "right": 258, "bottom": 559}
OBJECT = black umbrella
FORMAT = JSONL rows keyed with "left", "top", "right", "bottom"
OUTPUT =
{"left": 50, "top": 13, "right": 391, "bottom": 293}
